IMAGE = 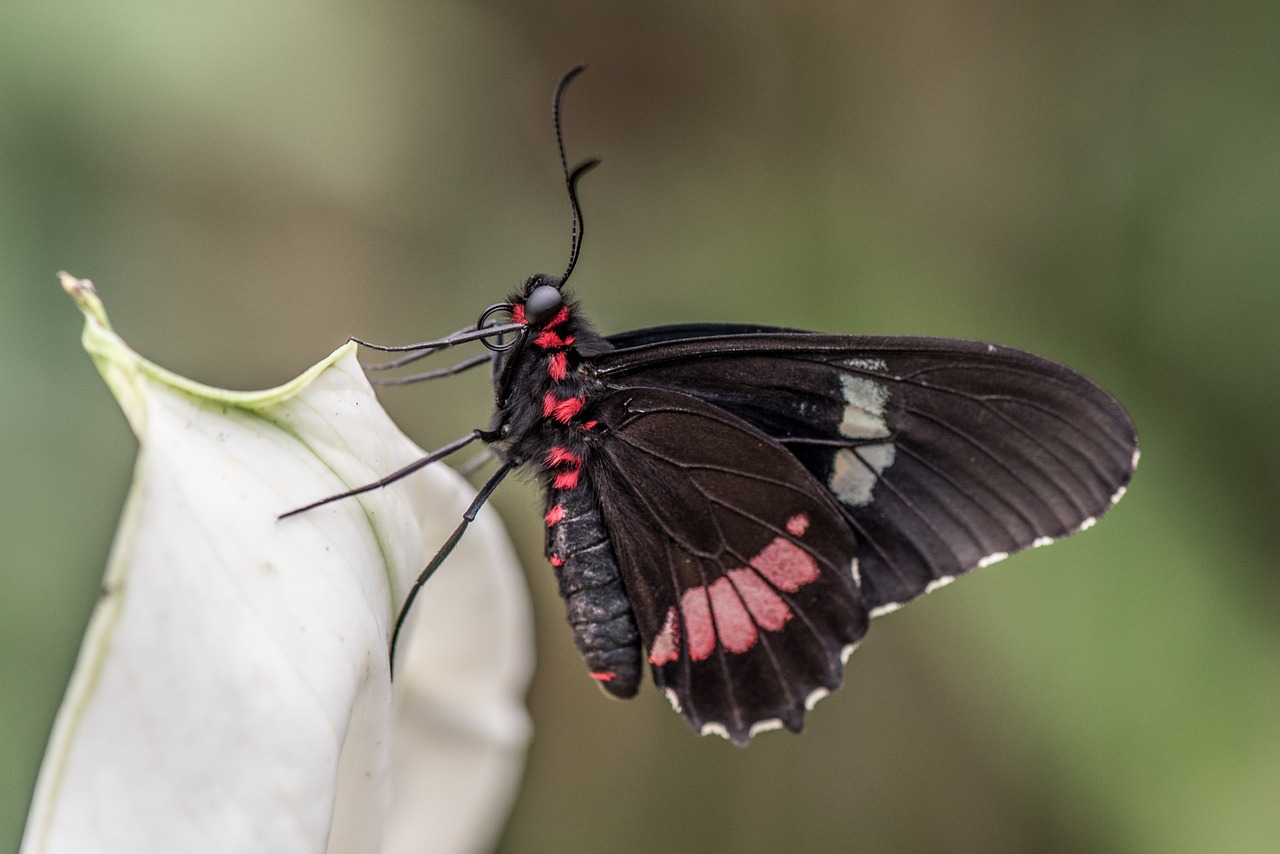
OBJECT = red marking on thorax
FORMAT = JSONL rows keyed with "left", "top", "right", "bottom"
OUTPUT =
{"left": 548, "top": 352, "right": 568, "bottom": 381}
{"left": 544, "top": 504, "right": 565, "bottom": 526}
{"left": 553, "top": 469, "right": 580, "bottom": 489}
{"left": 513, "top": 303, "right": 568, "bottom": 328}
{"left": 543, "top": 393, "right": 584, "bottom": 423}
{"left": 549, "top": 553, "right": 564, "bottom": 567}
{"left": 546, "top": 445, "right": 583, "bottom": 489}
{"left": 544, "top": 306, "right": 570, "bottom": 328}
{"left": 546, "top": 446, "right": 581, "bottom": 467}
{"left": 534, "top": 330, "right": 567, "bottom": 349}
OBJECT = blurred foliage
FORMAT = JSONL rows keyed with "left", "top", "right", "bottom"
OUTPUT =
{"left": 3, "top": 2, "right": 1278, "bottom": 852}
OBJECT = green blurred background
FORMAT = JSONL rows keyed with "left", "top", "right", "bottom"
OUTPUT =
{"left": 3, "top": 3, "right": 1278, "bottom": 852}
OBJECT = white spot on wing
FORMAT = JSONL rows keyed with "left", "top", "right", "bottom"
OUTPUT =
{"left": 749, "top": 718, "right": 783, "bottom": 738}
{"left": 837, "top": 372, "right": 890, "bottom": 440}
{"left": 923, "top": 575, "right": 955, "bottom": 594}
{"left": 1079, "top": 517, "right": 1097, "bottom": 532}
{"left": 840, "top": 642, "right": 860, "bottom": 664}
{"left": 978, "top": 551, "right": 1009, "bottom": 568}
{"left": 850, "top": 556, "right": 861, "bottom": 587}
{"left": 1031, "top": 536, "right": 1056, "bottom": 548}
{"left": 869, "top": 602, "right": 902, "bottom": 618}
{"left": 700, "top": 722, "right": 730, "bottom": 740}
{"left": 829, "top": 443, "right": 896, "bottom": 507}
{"left": 663, "top": 688, "right": 682, "bottom": 714}
{"left": 1110, "top": 485, "right": 1128, "bottom": 506}
{"left": 804, "top": 687, "right": 830, "bottom": 710}
{"left": 829, "top": 371, "right": 895, "bottom": 507}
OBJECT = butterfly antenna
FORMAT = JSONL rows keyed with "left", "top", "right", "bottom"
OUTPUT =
{"left": 563, "top": 159, "right": 598, "bottom": 285}
{"left": 552, "top": 65, "right": 599, "bottom": 286}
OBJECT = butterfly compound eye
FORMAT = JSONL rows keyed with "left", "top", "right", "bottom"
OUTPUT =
{"left": 524, "top": 284, "right": 564, "bottom": 326}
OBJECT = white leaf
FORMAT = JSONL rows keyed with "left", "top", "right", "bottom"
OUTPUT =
{"left": 22, "top": 274, "right": 533, "bottom": 854}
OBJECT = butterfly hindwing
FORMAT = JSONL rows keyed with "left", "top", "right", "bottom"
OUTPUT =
{"left": 593, "top": 327, "right": 1138, "bottom": 613}
{"left": 585, "top": 388, "right": 868, "bottom": 744}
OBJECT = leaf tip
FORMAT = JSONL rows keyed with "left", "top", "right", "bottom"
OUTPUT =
{"left": 59, "top": 271, "right": 110, "bottom": 329}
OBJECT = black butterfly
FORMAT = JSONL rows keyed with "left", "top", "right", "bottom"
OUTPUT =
{"left": 285, "top": 66, "right": 1138, "bottom": 746}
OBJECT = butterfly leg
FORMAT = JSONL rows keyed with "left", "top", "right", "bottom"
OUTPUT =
{"left": 353, "top": 319, "right": 525, "bottom": 361}
{"left": 278, "top": 428, "right": 492, "bottom": 519}
{"left": 353, "top": 323, "right": 478, "bottom": 372}
{"left": 389, "top": 459, "right": 516, "bottom": 675}
{"left": 367, "top": 352, "right": 493, "bottom": 386}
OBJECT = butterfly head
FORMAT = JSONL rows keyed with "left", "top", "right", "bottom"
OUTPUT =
{"left": 487, "top": 272, "right": 583, "bottom": 408}
{"left": 519, "top": 276, "right": 567, "bottom": 327}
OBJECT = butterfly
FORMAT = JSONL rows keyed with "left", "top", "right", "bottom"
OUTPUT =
{"left": 284, "top": 66, "right": 1138, "bottom": 745}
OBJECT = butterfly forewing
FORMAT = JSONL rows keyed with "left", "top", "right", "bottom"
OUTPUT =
{"left": 592, "top": 328, "right": 1138, "bottom": 612}
{"left": 586, "top": 388, "right": 868, "bottom": 744}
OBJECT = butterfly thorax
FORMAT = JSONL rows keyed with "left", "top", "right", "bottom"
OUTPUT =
{"left": 490, "top": 286, "right": 609, "bottom": 461}
{"left": 490, "top": 281, "right": 642, "bottom": 697}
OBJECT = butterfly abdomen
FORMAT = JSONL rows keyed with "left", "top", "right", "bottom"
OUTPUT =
{"left": 501, "top": 288, "right": 642, "bottom": 698}
{"left": 545, "top": 480, "right": 642, "bottom": 699}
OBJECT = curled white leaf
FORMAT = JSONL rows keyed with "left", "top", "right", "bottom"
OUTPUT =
{"left": 22, "top": 274, "right": 532, "bottom": 854}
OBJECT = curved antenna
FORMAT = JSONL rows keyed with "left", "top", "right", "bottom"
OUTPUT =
{"left": 551, "top": 65, "right": 598, "bottom": 286}
{"left": 562, "top": 158, "right": 599, "bottom": 285}
{"left": 552, "top": 65, "right": 586, "bottom": 194}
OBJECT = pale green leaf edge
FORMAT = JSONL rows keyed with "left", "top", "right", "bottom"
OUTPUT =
{"left": 61, "top": 271, "right": 355, "bottom": 426}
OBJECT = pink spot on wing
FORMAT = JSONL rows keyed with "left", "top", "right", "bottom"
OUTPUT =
{"left": 544, "top": 504, "right": 565, "bottom": 526}
{"left": 681, "top": 587, "right": 716, "bottom": 661}
{"left": 707, "top": 577, "right": 757, "bottom": 654}
{"left": 649, "top": 607, "right": 680, "bottom": 665}
{"left": 751, "top": 538, "right": 820, "bottom": 592}
{"left": 590, "top": 671, "right": 615, "bottom": 682}
{"left": 727, "top": 568, "right": 793, "bottom": 631}
{"left": 651, "top": 523, "right": 818, "bottom": 664}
